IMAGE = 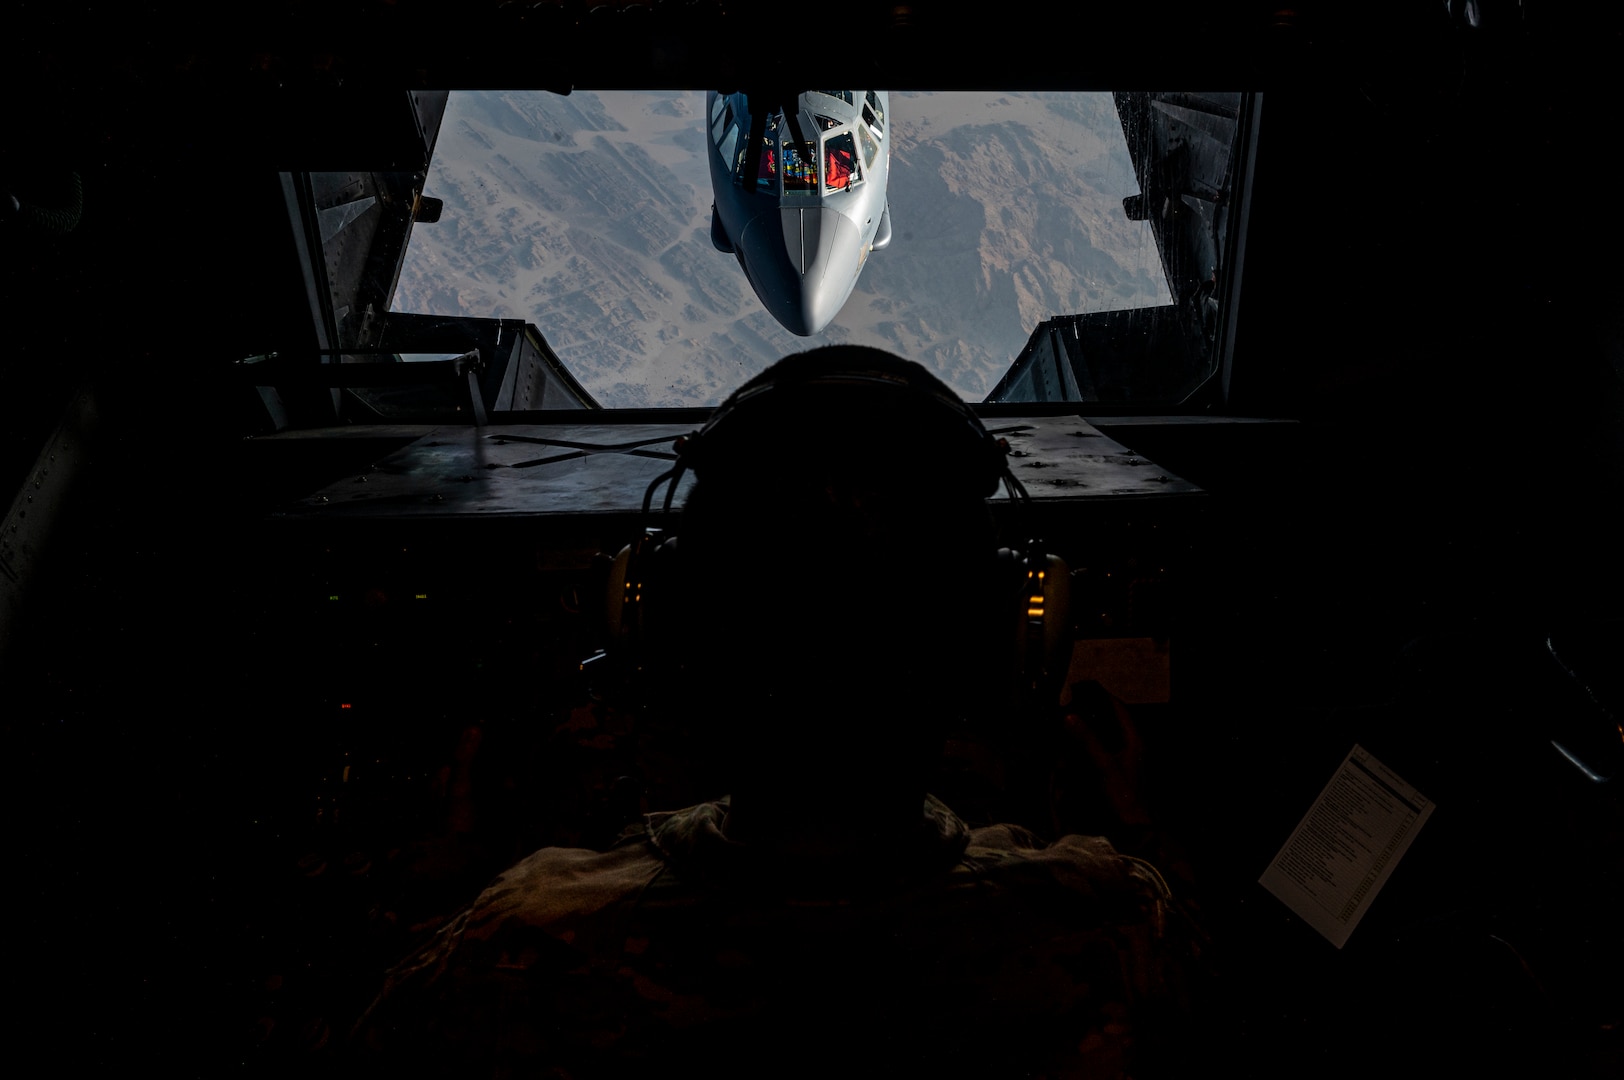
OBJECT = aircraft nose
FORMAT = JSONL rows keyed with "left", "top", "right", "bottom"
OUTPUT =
{"left": 738, "top": 206, "right": 862, "bottom": 336}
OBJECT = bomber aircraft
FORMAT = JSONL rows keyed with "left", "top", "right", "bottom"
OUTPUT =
{"left": 706, "top": 89, "right": 892, "bottom": 335}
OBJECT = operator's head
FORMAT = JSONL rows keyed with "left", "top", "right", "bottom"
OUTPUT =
{"left": 670, "top": 346, "right": 1008, "bottom": 816}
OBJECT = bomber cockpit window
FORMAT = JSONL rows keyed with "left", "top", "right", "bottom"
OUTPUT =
{"left": 710, "top": 94, "right": 730, "bottom": 142}
{"left": 857, "top": 123, "right": 878, "bottom": 167}
{"left": 734, "top": 113, "right": 780, "bottom": 192}
{"left": 730, "top": 111, "right": 783, "bottom": 192}
{"left": 782, "top": 140, "right": 818, "bottom": 192}
{"left": 864, "top": 91, "right": 885, "bottom": 134}
{"left": 753, "top": 144, "right": 777, "bottom": 191}
{"left": 815, "top": 90, "right": 855, "bottom": 105}
{"left": 825, "top": 132, "right": 858, "bottom": 192}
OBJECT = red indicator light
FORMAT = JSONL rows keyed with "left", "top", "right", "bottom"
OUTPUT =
{"left": 340, "top": 703, "right": 352, "bottom": 710}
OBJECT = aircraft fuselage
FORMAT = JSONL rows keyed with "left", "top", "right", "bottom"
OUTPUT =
{"left": 706, "top": 90, "right": 892, "bottom": 336}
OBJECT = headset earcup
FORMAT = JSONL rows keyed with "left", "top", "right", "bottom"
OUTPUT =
{"left": 1034, "top": 553, "right": 1072, "bottom": 678}
{"left": 604, "top": 531, "right": 679, "bottom": 678}
{"left": 1002, "top": 548, "right": 1073, "bottom": 701}
{"left": 605, "top": 542, "right": 637, "bottom": 647}
{"left": 642, "top": 534, "right": 677, "bottom": 657}
{"left": 997, "top": 546, "right": 1027, "bottom": 701}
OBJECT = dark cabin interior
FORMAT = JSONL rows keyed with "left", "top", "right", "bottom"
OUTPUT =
{"left": 4, "top": 3, "right": 1621, "bottom": 1074}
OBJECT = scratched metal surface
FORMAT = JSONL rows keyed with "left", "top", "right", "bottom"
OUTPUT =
{"left": 281, "top": 417, "right": 1200, "bottom": 518}
{"left": 986, "top": 418, "right": 1201, "bottom": 499}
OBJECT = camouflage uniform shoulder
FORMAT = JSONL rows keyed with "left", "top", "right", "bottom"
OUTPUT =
{"left": 961, "top": 823, "right": 1169, "bottom": 907}
{"left": 352, "top": 802, "right": 1201, "bottom": 1078}
{"left": 350, "top": 821, "right": 676, "bottom": 1070}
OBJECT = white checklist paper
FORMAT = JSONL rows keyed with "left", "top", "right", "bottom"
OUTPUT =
{"left": 1260, "top": 744, "right": 1433, "bottom": 948}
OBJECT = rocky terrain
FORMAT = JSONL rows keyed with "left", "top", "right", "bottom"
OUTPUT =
{"left": 392, "top": 90, "right": 1170, "bottom": 407}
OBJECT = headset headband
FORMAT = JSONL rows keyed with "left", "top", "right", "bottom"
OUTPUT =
{"left": 675, "top": 350, "right": 1013, "bottom": 495}
{"left": 641, "top": 348, "right": 1032, "bottom": 520}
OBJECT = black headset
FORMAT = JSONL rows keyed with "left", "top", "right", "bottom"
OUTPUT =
{"left": 602, "top": 348, "right": 1072, "bottom": 707}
